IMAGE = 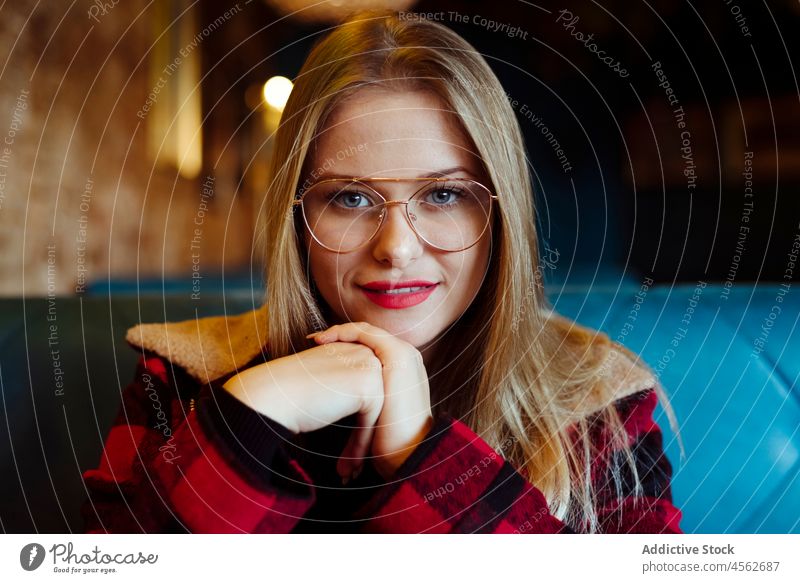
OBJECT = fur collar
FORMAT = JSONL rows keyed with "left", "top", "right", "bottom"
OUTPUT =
{"left": 125, "top": 304, "right": 656, "bottom": 419}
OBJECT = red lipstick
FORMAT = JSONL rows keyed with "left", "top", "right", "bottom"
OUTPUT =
{"left": 359, "top": 280, "right": 439, "bottom": 309}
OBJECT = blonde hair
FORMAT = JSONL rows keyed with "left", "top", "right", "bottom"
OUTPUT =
{"left": 261, "top": 10, "right": 678, "bottom": 532}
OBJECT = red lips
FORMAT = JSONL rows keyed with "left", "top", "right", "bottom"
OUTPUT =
{"left": 358, "top": 280, "right": 439, "bottom": 309}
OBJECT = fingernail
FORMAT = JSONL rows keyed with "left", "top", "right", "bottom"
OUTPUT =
{"left": 305, "top": 332, "right": 318, "bottom": 338}
{"left": 341, "top": 474, "right": 350, "bottom": 485}
{"left": 352, "top": 466, "right": 362, "bottom": 481}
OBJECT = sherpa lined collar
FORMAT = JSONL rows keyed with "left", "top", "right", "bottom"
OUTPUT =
{"left": 124, "top": 304, "right": 657, "bottom": 419}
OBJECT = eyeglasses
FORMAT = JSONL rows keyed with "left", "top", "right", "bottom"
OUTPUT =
{"left": 292, "top": 177, "right": 498, "bottom": 253}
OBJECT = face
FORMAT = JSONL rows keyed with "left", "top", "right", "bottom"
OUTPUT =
{"left": 300, "top": 88, "right": 493, "bottom": 360}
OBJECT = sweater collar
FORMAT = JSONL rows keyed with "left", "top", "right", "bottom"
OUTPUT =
{"left": 124, "top": 304, "right": 657, "bottom": 418}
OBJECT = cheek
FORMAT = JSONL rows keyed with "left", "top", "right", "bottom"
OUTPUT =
{"left": 461, "top": 239, "right": 491, "bottom": 282}
{"left": 308, "top": 249, "right": 334, "bottom": 289}
{"left": 307, "top": 246, "right": 355, "bottom": 299}
{"left": 436, "top": 246, "right": 489, "bottom": 307}
{"left": 476, "top": 235, "right": 492, "bottom": 271}
{"left": 461, "top": 238, "right": 492, "bottom": 299}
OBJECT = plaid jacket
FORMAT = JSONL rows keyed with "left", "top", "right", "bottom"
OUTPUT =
{"left": 81, "top": 347, "right": 683, "bottom": 534}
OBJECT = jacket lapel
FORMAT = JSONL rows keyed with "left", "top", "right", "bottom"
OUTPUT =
{"left": 125, "top": 303, "right": 269, "bottom": 385}
{"left": 125, "top": 304, "right": 656, "bottom": 419}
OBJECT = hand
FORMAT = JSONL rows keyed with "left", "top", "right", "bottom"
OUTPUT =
{"left": 308, "top": 322, "right": 434, "bottom": 481}
{"left": 222, "top": 341, "right": 385, "bottom": 480}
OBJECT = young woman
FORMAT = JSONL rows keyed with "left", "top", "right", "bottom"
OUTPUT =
{"left": 82, "top": 11, "right": 683, "bottom": 534}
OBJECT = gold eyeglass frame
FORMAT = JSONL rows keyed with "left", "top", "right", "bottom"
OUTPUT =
{"left": 292, "top": 177, "right": 499, "bottom": 253}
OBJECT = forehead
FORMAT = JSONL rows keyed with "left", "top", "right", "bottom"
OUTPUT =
{"left": 309, "top": 88, "right": 483, "bottom": 179}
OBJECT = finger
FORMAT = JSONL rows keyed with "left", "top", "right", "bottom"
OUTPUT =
{"left": 314, "top": 323, "right": 431, "bottom": 463}
{"left": 317, "top": 323, "right": 428, "bottom": 422}
{"left": 310, "top": 322, "right": 397, "bottom": 362}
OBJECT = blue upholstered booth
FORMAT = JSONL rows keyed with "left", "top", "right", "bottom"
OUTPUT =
{"left": 551, "top": 283, "right": 800, "bottom": 534}
{"left": 0, "top": 283, "right": 797, "bottom": 532}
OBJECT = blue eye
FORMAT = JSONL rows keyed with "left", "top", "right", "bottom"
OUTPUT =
{"left": 425, "top": 187, "right": 465, "bottom": 207}
{"left": 327, "top": 189, "right": 374, "bottom": 209}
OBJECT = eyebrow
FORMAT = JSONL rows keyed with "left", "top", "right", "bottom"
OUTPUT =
{"left": 316, "top": 166, "right": 477, "bottom": 181}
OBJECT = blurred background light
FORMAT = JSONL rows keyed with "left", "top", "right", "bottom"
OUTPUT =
{"left": 262, "top": 75, "right": 293, "bottom": 111}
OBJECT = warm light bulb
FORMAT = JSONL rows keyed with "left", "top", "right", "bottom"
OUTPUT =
{"left": 262, "top": 76, "right": 293, "bottom": 111}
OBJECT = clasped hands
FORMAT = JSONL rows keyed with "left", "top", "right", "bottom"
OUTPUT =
{"left": 305, "top": 322, "right": 434, "bottom": 483}
{"left": 222, "top": 321, "right": 434, "bottom": 485}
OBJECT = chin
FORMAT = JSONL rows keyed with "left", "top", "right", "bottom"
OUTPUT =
{"left": 380, "top": 320, "right": 441, "bottom": 348}
{"left": 390, "top": 327, "right": 431, "bottom": 345}
{"left": 350, "top": 307, "right": 437, "bottom": 343}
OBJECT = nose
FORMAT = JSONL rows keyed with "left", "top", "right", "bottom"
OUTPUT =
{"left": 371, "top": 202, "right": 424, "bottom": 268}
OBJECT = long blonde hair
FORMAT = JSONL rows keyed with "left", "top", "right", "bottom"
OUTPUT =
{"left": 261, "top": 10, "right": 677, "bottom": 532}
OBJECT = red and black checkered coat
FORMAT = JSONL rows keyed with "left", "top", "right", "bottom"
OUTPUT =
{"left": 81, "top": 352, "right": 683, "bottom": 534}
